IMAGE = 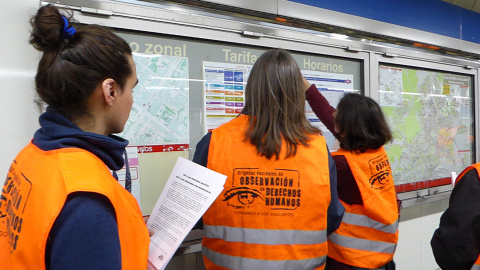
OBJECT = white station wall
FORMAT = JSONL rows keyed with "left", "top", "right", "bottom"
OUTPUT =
{"left": 0, "top": 0, "right": 40, "bottom": 179}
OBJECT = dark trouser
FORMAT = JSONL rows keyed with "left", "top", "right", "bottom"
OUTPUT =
{"left": 351, "top": 260, "right": 395, "bottom": 270}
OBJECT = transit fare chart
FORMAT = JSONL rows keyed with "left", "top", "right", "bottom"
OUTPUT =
{"left": 379, "top": 65, "right": 473, "bottom": 191}
{"left": 202, "top": 61, "right": 252, "bottom": 133}
{"left": 202, "top": 63, "right": 358, "bottom": 152}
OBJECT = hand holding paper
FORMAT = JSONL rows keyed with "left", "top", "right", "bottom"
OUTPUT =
{"left": 146, "top": 157, "right": 226, "bottom": 270}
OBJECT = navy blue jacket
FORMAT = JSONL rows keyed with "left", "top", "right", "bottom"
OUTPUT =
{"left": 33, "top": 107, "right": 128, "bottom": 270}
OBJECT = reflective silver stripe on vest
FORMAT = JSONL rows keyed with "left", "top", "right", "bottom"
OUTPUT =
{"left": 471, "top": 264, "right": 480, "bottom": 270}
{"left": 204, "top": 224, "right": 327, "bottom": 245}
{"left": 203, "top": 246, "right": 327, "bottom": 270}
{"left": 328, "top": 233, "right": 396, "bottom": 254}
{"left": 341, "top": 212, "right": 399, "bottom": 234}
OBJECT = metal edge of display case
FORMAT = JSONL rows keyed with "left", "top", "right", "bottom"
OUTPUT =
{"left": 398, "top": 186, "right": 452, "bottom": 209}
{"left": 42, "top": 0, "right": 480, "bottom": 68}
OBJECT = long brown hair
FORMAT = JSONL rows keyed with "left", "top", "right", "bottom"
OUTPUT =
{"left": 335, "top": 93, "right": 392, "bottom": 152}
{"left": 29, "top": 4, "right": 132, "bottom": 120}
{"left": 242, "top": 49, "right": 321, "bottom": 160}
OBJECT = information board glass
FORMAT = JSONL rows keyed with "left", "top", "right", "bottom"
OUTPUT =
{"left": 379, "top": 64, "right": 474, "bottom": 192}
{"left": 113, "top": 29, "right": 363, "bottom": 213}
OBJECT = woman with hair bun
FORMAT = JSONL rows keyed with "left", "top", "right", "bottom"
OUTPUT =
{"left": 0, "top": 4, "right": 149, "bottom": 269}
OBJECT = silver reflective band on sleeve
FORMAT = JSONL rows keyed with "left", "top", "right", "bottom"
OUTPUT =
{"left": 203, "top": 246, "right": 327, "bottom": 270}
{"left": 328, "top": 233, "right": 396, "bottom": 254}
{"left": 471, "top": 264, "right": 480, "bottom": 270}
{"left": 204, "top": 225, "right": 327, "bottom": 245}
{"left": 341, "top": 212, "right": 398, "bottom": 234}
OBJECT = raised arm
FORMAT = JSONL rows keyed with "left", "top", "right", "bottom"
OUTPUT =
{"left": 303, "top": 78, "right": 341, "bottom": 140}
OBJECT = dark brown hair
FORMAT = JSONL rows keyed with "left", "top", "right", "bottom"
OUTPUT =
{"left": 242, "top": 49, "right": 321, "bottom": 160}
{"left": 29, "top": 4, "right": 132, "bottom": 120}
{"left": 334, "top": 93, "right": 392, "bottom": 152}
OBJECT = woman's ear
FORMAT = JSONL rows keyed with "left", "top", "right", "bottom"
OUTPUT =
{"left": 101, "top": 78, "right": 117, "bottom": 106}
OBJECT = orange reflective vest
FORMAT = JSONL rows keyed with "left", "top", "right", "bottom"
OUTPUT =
{"left": 202, "top": 115, "right": 331, "bottom": 270}
{"left": 455, "top": 163, "right": 480, "bottom": 270}
{"left": 472, "top": 257, "right": 480, "bottom": 270}
{"left": 0, "top": 143, "right": 149, "bottom": 270}
{"left": 329, "top": 147, "right": 398, "bottom": 268}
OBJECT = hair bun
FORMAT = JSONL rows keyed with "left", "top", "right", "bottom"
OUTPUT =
{"left": 29, "top": 5, "right": 72, "bottom": 51}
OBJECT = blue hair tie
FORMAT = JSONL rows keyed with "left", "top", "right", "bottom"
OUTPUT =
{"left": 62, "top": 16, "right": 76, "bottom": 38}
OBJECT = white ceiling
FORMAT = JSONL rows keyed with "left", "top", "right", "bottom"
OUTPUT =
{"left": 441, "top": 0, "right": 480, "bottom": 12}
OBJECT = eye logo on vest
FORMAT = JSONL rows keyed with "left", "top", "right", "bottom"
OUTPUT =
{"left": 0, "top": 188, "right": 7, "bottom": 239}
{"left": 224, "top": 187, "right": 264, "bottom": 205}
{"left": 224, "top": 168, "right": 301, "bottom": 211}
{"left": 0, "top": 192, "right": 6, "bottom": 219}
{"left": 368, "top": 154, "right": 392, "bottom": 190}
{"left": 0, "top": 163, "right": 32, "bottom": 252}
{"left": 369, "top": 171, "right": 391, "bottom": 190}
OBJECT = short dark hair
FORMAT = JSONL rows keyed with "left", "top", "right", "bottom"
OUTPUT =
{"left": 334, "top": 93, "right": 392, "bottom": 152}
{"left": 242, "top": 49, "right": 321, "bottom": 160}
{"left": 29, "top": 5, "right": 132, "bottom": 120}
